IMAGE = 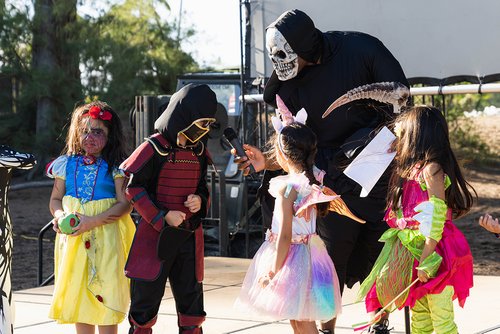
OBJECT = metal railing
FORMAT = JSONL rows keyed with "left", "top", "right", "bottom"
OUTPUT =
{"left": 243, "top": 83, "right": 500, "bottom": 104}
{"left": 37, "top": 221, "right": 54, "bottom": 286}
{"left": 204, "top": 169, "right": 228, "bottom": 256}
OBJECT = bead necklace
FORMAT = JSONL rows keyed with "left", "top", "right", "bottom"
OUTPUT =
{"left": 74, "top": 155, "right": 103, "bottom": 202}
{"left": 82, "top": 154, "right": 97, "bottom": 165}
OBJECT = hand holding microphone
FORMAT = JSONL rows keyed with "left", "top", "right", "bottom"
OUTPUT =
{"left": 223, "top": 127, "right": 259, "bottom": 175}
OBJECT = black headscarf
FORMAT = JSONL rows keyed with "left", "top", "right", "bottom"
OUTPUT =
{"left": 154, "top": 84, "right": 217, "bottom": 146}
{"left": 267, "top": 9, "right": 323, "bottom": 64}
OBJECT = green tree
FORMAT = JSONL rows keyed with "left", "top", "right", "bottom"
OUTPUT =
{"left": 0, "top": 1, "right": 32, "bottom": 142}
{"left": 29, "top": 0, "right": 82, "bottom": 169}
{"left": 1, "top": 0, "right": 200, "bottom": 173}
{"left": 80, "top": 0, "right": 198, "bottom": 114}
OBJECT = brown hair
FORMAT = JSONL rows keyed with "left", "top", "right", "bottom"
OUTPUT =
{"left": 63, "top": 101, "right": 128, "bottom": 173}
{"left": 388, "top": 105, "right": 475, "bottom": 218}
{"left": 272, "top": 122, "right": 329, "bottom": 217}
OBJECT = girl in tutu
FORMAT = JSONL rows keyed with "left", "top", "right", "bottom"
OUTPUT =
{"left": 357, "top": 106, "right": 475, "bottom": 333}
{"left": 46, "top": 101, "right": 135, "bottom": 334}
{"left": 236, "top": 101, "right": 342, "bottom": 333}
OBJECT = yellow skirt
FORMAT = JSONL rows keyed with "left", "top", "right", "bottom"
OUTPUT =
{"left": 49, "top": 196, "right": 135, "bottom": 325}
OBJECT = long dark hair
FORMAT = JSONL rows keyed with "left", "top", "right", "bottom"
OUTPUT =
{"left": 64, "top": 101, "right": 128, "bottom": 173}
{"left": 273, "top": 122, "right": 328, "bottom": 217}
{"left": 388, "top": 106, "right": 475, "bottom": 218}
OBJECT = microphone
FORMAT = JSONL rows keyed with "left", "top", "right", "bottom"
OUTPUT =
{"left": 223, "top": 127, "right": 256, "bottom": 174}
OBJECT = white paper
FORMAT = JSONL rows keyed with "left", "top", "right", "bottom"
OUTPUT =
{"left": 343, "top": 126, "right": 396, "bottom": 197}
{"left": 230, "top": 186, "right": 239, "bottom": 198}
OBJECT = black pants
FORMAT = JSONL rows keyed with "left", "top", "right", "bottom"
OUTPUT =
{"left": 129, "top": 235, "right": 205, "bottom": 326}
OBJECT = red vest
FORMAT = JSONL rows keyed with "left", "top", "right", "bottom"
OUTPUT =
{"left": 121, "top": 133, "right": 208, "bottom": 282}
{"left": 155, "top": 147, "right": 201, "bottom": 220}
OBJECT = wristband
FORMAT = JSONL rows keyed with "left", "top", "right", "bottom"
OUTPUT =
{"left": 416, "top": 251, "right": 443, "bottom": 278}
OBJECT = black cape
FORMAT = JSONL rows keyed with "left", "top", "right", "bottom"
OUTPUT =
{"left": 264, "top": 30, "right": 409, "bottom": 221}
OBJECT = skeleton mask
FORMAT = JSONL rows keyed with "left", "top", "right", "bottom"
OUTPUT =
{"left": 266, "top": 27, "right": 299, "bottom": 81}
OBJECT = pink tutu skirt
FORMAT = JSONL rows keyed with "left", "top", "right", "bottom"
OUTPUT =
{"left": 235, "top": 234, "right": 342, "bottom": 321}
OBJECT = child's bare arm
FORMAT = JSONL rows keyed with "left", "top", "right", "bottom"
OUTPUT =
{"left": 272, "top": 186, "right": 297, "bottom": 275}
{"left": 418, "top": 163, "right": 446, "bottom": 282}
{"left": 258, "top": 186, "right": 297, "bottom": 288}
{"left": 49, "top": 178, "right": 66, "bottom": 233}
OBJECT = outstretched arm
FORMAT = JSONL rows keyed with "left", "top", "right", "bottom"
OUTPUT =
{"left": 233, "top": 144, "right": 281, "bottom": 175}
{"left": 479, "top": 214, "right": 500, "bottom": 234}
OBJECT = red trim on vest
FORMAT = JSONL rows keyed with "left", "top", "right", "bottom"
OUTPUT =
{"left": 150, "top": 132, "right": 167, "bottom": 145}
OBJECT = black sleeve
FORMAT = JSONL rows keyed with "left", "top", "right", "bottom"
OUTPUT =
{"left": 356, "top": 36, "right": 410, "bottom": 120}
{"left": 369, "top": 37, "right": 409, "bottom": 88}
{"left": 263, "top": 71, "right": 281, "bottom": 108}
{"left": 191, "top": 155, "right": 210, "bottom": 220}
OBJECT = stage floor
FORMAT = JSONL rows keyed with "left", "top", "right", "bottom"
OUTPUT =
{"left": 13, "top": 256, "right": 500, "bottom": 334}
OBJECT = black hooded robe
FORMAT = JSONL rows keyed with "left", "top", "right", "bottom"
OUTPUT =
{"left": 264, "top": 12, "right": 409, "bottom": 292}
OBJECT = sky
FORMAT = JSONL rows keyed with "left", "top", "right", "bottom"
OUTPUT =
{"left": 76, "top": 0, "right": 242, "bottom": 69}
{"left": 167, "top": 0, "right": 242, "bottom": 69}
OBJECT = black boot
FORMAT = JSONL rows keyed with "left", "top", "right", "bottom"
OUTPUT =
{"left": 369, "top": 319, "right": 393, "bottom": 334}
{"left": 319, "top": 316, "right": 336, "bottom": 334}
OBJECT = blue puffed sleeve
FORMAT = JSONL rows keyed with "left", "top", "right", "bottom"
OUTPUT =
{"left": 45, "top": 156, "right": 68, "bottom": 180}
{"left": 112, "top": 166, "right": 127, "bottom": 179}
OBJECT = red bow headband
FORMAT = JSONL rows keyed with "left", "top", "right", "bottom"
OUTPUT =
{"left": 83, "top": 106, "right": 112, "bottom": 121}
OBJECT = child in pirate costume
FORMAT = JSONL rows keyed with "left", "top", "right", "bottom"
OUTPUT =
{"left": 121, "top": 84, "right": 217, "bottom": 334}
